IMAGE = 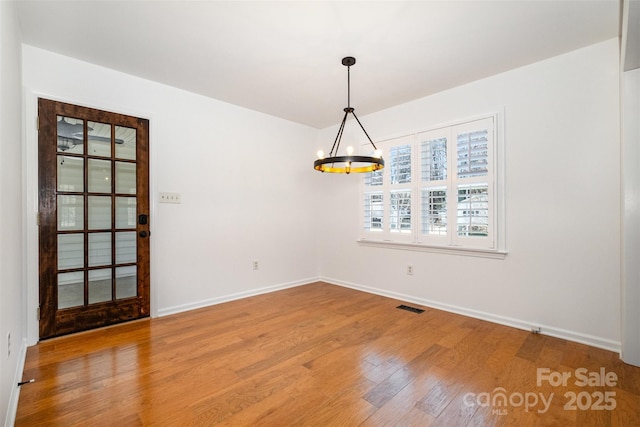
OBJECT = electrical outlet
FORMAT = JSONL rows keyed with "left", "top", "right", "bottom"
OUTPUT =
{"left": 407, "top": 264, "right": 414, "bottom": 275}
{"left": 159, "top": 192, "right": 181, "bottom": 204}
{"left": 253, "top": 260, "right": 259, "bottom": 270}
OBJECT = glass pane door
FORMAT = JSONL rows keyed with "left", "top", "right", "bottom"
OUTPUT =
{"left": 39, "top": 99, "right": 150, "bottom": 339}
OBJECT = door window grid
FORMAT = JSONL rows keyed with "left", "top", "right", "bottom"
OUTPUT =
{"left": 55, "top": 116, "right": 138, "bottom": 309}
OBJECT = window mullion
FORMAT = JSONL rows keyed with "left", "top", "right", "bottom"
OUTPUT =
{"left": 448, "top": 132, "right": 457, "bottom": 247}
{"left": 415, "top": 137, "right": 422, "bottom": 243}
{"left": 383, "top": 165, "right": 391, "bottom": 240}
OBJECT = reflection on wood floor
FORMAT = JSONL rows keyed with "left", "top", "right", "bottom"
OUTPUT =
{"left": 16, "top": 282, "right": 640, "bottom": 426}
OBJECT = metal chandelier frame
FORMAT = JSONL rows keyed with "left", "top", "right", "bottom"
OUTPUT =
{"left": 314, "top": 57, "right": 384, "bottom": 174}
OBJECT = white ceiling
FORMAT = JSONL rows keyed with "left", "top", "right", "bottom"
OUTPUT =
{"left": 15, "top": 0, "right": 620, "bottom": 129}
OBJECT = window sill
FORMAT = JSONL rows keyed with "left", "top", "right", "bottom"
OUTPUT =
{"left": 357, "top": 239, "right": 507, "bottom": 259}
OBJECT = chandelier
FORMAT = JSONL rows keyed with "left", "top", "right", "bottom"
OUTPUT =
{"left": 314, "top": 57, "right": 384, "bottom": 174}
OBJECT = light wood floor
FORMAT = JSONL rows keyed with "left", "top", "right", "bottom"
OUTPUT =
{"left": 16, "top": 282, "right": 640, "bottom": 426}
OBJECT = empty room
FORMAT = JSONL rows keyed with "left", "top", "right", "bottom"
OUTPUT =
{"left": 1, "top": 0, "right": 639, "bottom": 425}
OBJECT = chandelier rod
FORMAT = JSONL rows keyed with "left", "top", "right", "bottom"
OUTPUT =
{"left": 329, "top": 110, "right": 349, "bottom": 157}
{"left": 347, "top": 62, "right": 351, "bottom": 109}
{"left": 351, "top": 111, "right": 378, "bottom": 151}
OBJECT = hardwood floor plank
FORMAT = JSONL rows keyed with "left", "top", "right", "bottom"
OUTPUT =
{"left": 15, "top": 282, "right": 640, "bottom": 426}
{"left": 363, "top": 364, "right": 415, "bottom": 408}
{"left": 218, "top": 374, "right": 326, "bottom": 426}
{"left": 414, "top": 376, "right": 465, "bottom": 418}
{"left": 188, "top": 365, "right": 311, "bottom": 424}
{"left": 295, "top": 378, "right": 378, "bottom": 427}
{"left": 395, "top": 407, "right": 437, "bottom": 426}
{"left": 360, "top": 365, "right": 445, "bottom": 426}
{"left": 515, "top": 333, "right": 546, "bottom": 363}
{"left": 429, "top": 389, "right": 479, "bottom": 427}
{"left": 437, "top": 324, "right": 474, "bottom": 349}
{"left": 363, "top": 342, "right": 450, "bottom": 409}
{"left": 611, "top": 387, "right": 640, "bottom": 426}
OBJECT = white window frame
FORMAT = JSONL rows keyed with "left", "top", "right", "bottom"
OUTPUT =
{"left": 358, "top": 112, "right": 506, "bottom": 259}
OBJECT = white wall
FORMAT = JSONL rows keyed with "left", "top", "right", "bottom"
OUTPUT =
{"left": 22, "top": 45, "right": 320, "bottom": 342}
{"left": 0, "top": 2, "right": 25, "bottom": 425}
{"left": 317, "top": 39, "right": 622, "bottom": 351}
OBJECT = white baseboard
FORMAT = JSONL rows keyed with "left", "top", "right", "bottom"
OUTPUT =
{"left": 157, "top": 277, "right": 321, "bottom": 317}
{"left": 5, "top": 337, "right": 28, "bottom": 427}
{"left": 320, "top": 276, "right": 621, "bottom": 354}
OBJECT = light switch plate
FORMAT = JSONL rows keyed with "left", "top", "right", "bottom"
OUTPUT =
{"left": 160, "top": 192, "right": 181, "bottom": 204}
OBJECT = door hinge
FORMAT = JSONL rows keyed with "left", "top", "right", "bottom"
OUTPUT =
{"left": 36, "top": 306, "right": 40, "bottom": 320}
{"left": 37, "top": 212, "right": 40, "bottom": 226}
{"left": 36, "top": 116, "right": 39, "bottom": 131}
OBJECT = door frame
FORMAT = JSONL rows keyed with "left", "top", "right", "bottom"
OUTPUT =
{"left": 24, "top": 91, "right": 157, "bottom": 344}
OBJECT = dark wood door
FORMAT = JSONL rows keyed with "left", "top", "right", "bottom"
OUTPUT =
{"left": 38, "top": 98, "right": 150, "bottom": 339}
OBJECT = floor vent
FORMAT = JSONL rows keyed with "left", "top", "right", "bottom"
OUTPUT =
{"left": 396, "top": 304, "right": 425, "bottom": 314}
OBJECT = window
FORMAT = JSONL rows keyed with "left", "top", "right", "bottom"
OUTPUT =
{"left": 360, "top": 114, "right": 503, "bottom": 255}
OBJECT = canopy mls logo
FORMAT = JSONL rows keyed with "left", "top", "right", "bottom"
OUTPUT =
{"left": 463, "top": 387, "right": 553, "bottom": 415}
{"left": 463, "top": 367, "right": 618, "bottom": 416}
